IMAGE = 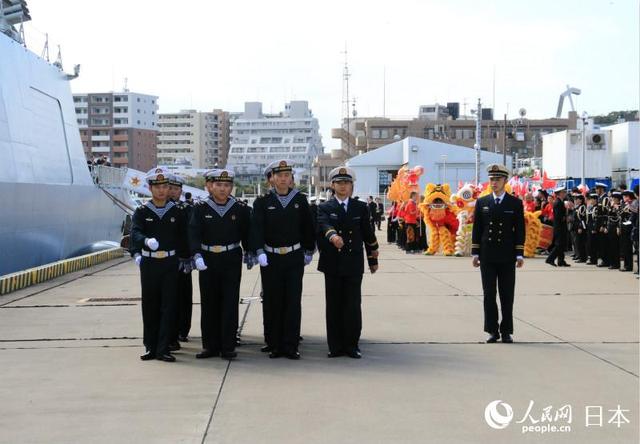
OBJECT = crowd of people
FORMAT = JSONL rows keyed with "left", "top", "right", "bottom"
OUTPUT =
{"left": 383, "top": 180, "right": 639, "bottom": 274}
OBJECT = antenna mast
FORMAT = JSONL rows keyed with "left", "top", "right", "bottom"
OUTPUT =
{"left": 341, "top": 44, "right": 351, "bottom": 153}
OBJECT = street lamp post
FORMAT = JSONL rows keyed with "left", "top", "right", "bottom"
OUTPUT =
{"left": 441, "top": 154, "right": 448, "bottom": 186}
{"left": 581, "top": 112, "right": 588, "bottom": 188}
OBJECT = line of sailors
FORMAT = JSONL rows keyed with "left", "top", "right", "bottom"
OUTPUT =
{"left": 130, "top": 161, "right": 379, "bottom": 362}
{"left": 545, "top": 182, "right": 639, "bottom": 273}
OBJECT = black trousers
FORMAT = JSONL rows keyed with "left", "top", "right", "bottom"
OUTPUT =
{"left": 324, "top": 274, "right": 363, "bottom": 353}
{"left": 620, "top": 226, "right": 633, "bottom": 270}
{"left": 375, "top": 217, "right": 382, "bottom": 231}
{"left": 262, "top": 252, "right": 305, "bottom": 353}
{"left": 199, "top": 258, "right": 241, "bottom": 353}
{"left": 575, "top": 230, "right": 587, "bottom": 261}
{"left": 607, "top": 229, "right": 620, "bottom": 269}
{"left": 597, "top": 231, "right": 610, "bottom": 265}
{"left": 397, "top": 224, "right": 406, "bottom": 248}
{"left": 587, "top": 231, "right": 598, "bottom": 264}
{"left": 387, "top": 221, "right": 397, "bottom": 243}
{"left": 547, "top": 233, "right": 566, "bottom": 264}
{"left": 480, "top": 260, "right": 515, "bottom": 335}
{"left": 140, "top": 257, "right": 178, "bottom": 355}
{"left": 173, "top": 271, "right": 193, "bottom": 340}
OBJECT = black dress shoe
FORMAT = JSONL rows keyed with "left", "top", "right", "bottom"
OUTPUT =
{"left": 327, "top": 351, "right": 344, "bottom": 358}
{"left": 220, "top": 351, "right": 237, "bottom": 360}
{"left": 140, "top": 351, "right": 156, "bottom": 361}
{"left": 157, "top": 353, "right": 176, "bottom": 362}
{"left": 268, "top": 351, "right": 281, "bottom": 359}
{"left": 558, "top": 263, "right": 571, "bottom": 267}
{"left": 608, "top": 266, "right": 619, "bottom": 270}
{"left": 178, "top": 335, "right": 189, "bottom": 342}
{"left": 196, "top": 350, "right": 219, "bottom": 359}
{"left": 169, "top": 341, "right": 181, "bottom": 352}
{"left": 597, "top": 263, "right": 609, "bottom": 268}
{"left": 346, "top": 350, "right": 362, "bottom": 359}
{"left": 620, "top": 268, "right": 632, "bottom": 272}
{"left": 502, "top": 334, "right": 513, "bottom": 343}
{"left": 261, "top": 345, "right": 273, "bottom": 353}
{"left": 545, "top": 260, "right": 557, "bottom": 267}
{"left": 285, "top": 351, "right": 301, "bottom": 360}
{"left": 587, "top": 261, "right": 597, "bottom": 265}
{"left": 486, "top": 333, "right": 500, "bottom": 343}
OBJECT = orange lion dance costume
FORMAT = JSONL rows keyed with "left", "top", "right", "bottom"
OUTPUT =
{"left": 419, "top": 183, "right": 459, "bottom": 255}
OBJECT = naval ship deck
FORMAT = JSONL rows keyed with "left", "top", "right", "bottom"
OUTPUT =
{"left": 0, "top": 230, "right": 638, "bottom": 444}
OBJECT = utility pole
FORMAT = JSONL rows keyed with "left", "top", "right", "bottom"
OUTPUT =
{"left": 474, "top": 98, "right": 482, "bottom": 184}
{"left": 502, "top": 113, "right": 507, "bottom": 166}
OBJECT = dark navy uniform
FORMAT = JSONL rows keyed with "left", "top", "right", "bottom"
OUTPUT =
{"left": 472, "top": 165, "right": 525, "bottom": 340}
{"left": 189, "top": 185, "right": 251, "bottom": 357}
{"left": 165, "top": 174, "right": 194, "bottom": 348}
{"left": 169, "top": 194, "right": 194, "bottom": 345}
{"left": 573, "top": 198, "right": 588, "bottom": 262}
{"left": 317, "top": 187, "right": 379, "bottom": 357}
{"left": 250, "top": 163, "right": 315, "bottom": 357}
{"left": 546, "top": 191, "right": 569, "bottom": 266}
{"left": 131, "top": 171, "right": 189, "bottom": 361}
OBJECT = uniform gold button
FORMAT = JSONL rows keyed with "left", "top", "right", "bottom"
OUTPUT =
{"left": 489, "top": 230, "right": 493, "bottom": 233}
{"left": 489, "top": 237, "right": 492, "bottom": 241}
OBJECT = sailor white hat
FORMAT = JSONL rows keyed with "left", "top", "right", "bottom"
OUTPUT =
{"left": 168, "top": 173, "right": 185, "bottom": 186}
{"left": 329, "top": 166, "right": 356, "bottom": 182}
{"left": 594, "top": 182, "right": 608, "bottom": 188}
{"left": 204, "top": 168, "right": 235, "bottom": 182}
{"left": 145, "top": 167, "right": 171, "bottom": 185}
{"left": 554, "top": 185, "right": 567, "bottom": 193}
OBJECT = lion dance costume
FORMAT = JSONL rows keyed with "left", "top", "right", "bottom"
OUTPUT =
{"left": 450, "top": 184, "right": 479, "bottom": 256}
{"left": 419, "top": 184, "right": 459, "bottom": 255}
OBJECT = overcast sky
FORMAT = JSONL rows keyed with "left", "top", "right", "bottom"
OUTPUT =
{"left": 26, "top": 0, "right": 639, "bottom": 150}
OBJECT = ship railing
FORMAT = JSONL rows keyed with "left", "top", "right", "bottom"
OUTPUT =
{"left": 89, "top": 164, "right": 127, "bottom": 189}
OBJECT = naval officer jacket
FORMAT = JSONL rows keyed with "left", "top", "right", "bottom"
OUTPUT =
{"left": 249, "top": 189, "right": 316, "bottom": 255}
{"left": 471, "top": 192, "right": 525, "bottom": 263}
{"left": 130, "top": 201, "right": 189, "bottom": 258}
{"left": 188, "top": 197, "right": 251, "bottom": 267}
{"left": 317, "top": 197, "right": 379, "bottom": 276}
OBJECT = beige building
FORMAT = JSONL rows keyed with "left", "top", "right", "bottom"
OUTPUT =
{"left": 332, "top": 112, "right": 578, "bottom": 159}
{"left": 157, "top": 109, "right": 230, "bottom": 169}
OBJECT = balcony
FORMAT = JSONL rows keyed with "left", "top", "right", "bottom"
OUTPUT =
{"left": 91, "top": 135, "right": 110, "bottom": 142}
{"left": 113, "top": 146, "right": 128, "bottom": 153}
{"left": 113, "top": 134, "right": 129, "bottom": 142}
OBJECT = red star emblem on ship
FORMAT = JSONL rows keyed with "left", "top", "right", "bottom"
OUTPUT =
{"left": 130, "top": 177, "right": 140, "bottom": 186}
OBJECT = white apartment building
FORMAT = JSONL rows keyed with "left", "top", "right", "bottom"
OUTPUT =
{"left": 73, "top": 91, "right": 159, "bottom": 170}
{"left": 227, "top": 101, "right": 324, "bottom": 184}
{"left": 74, "top": 92, "right": 158, "bottom": 130}
{"left": 157, "top": 110, "right": 227, "bottom": 169}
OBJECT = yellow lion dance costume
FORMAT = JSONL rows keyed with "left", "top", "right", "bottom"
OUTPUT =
{"left": 419, "top": 184, "right": 459, "bottom": 256}
{"left": 450, "top": 184, "right": 479, "bottom": 256}
{"left": 524, "top": 210, "right": 543, "bottom": 257}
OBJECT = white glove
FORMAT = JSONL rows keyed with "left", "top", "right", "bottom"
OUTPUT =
{"left": 134, "top": 254, "right": 142, "bottom": 266}
{"left": 258, "top": 253, "right": 269, "bottom": 267}
{"left": 304, "top": 254, "right": 313, "bottom": 265}
{"left": 195, "top": 257, "right": 208, "bottom": 271}
{"left": 145, "top": 238, "right": 159, "bottom": 251}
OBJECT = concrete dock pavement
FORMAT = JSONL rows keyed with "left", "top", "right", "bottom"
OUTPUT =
{"left": 0, "top": 237, "right": 638, "bottom": 443}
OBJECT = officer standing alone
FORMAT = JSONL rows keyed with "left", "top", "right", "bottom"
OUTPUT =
{"left": 317, "top": 167, "right": 379, "bottom": 358}
{"left": 472, "top": 164, "right": 525, "bottom": 344}
{"left": 131, "top": 167, "right": 189, "bottom": 362}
